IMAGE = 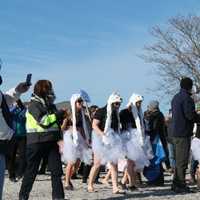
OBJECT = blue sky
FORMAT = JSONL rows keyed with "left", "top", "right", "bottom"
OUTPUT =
{"left": 0, "top": 0, "right": 199, "bottom": 113}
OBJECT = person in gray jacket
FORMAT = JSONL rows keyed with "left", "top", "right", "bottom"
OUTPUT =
{"left": 0, "top": 72, "right": 30, "bottom": 200}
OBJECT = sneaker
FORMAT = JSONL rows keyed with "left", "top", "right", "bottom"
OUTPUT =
{"left": 171, "top": 184, "right": 194, "bottom": 193}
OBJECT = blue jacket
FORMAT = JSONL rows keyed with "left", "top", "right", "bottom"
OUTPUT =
{"left": 171, "top": 89, "right": 200, "bottom": 137}
{"left": 11, "top": 106, "right": 26, "bottom": 137}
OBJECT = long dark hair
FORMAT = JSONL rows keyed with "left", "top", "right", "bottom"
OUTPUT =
{"left": 34, "top": 80, "right": 52, "bottom": 98}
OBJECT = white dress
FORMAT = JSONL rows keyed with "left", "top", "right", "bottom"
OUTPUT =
{"left": 121, "top": 128, "right": 150, "bottom": 170}
{"left": 92, "top": 129, "right": 125, "bottom": 165}
{"left": 191, "top": 137, "right": 200, "bottom": 162}
{"left": 62, "top": 129, "right": 92, "bottom": 165}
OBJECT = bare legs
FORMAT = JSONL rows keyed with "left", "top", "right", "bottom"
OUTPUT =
{"left": 102, "top": 168, "right": 111, "bottom": 186}
{"left": 88, "top": 154, "right": 122, "bottom": 193}
{"left": 126, "top": 160, "right": 136, "bottom": 187}
{"left": 64, "top": 162, "right": 74, "bottom": 189}
{"left": 88, "top": 154, "right": 101, "bottom": 192}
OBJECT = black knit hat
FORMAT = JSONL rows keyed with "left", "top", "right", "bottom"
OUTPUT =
{"left": 180, "top": 77, "right": 193, "bottom": 91}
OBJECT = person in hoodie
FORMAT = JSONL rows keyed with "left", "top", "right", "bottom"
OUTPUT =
{"left": 19, "top": 80, "right": 65, "bottom": 200}
{"left": 0, "top": 74, "right": 30, "bottom": 200}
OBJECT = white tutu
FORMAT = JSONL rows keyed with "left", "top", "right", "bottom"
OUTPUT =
{"left": 118, "top": 159, "right": 128, "bottom": 172}
{"left": 191, "top": 137, "right": 200, "bottom": 162}
{"left": 92, "top": 130, "right": 125, "bottom": 165}
{"left": 62, "top": 130, "right": 92, "bottom": 165}
{"left": 121, "top": 129, "right": 150, "bottom": 170}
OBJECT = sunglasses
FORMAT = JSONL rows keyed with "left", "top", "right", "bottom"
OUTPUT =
{"left": 113, "top": 102, "right": 121, "bottom": 106}
{"left": 77, "top": 99, "right": 83, "bottom": 103}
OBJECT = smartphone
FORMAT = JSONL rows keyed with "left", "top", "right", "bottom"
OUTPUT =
{"left": 26, "top": 74, "right": 32, "bottom": 86}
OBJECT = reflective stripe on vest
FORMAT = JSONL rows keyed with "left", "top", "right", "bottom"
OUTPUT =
{"left": 26, "top": 112, "right": 59, "bottom": 133}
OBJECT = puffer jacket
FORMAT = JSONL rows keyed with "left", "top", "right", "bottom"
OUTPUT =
{"left": 26, "top": 94, "right": 64, "bottom": 145}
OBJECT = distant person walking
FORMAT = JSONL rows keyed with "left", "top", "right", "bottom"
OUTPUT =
{"left": 171, "top": 77, "right": 200, "bottom": 193}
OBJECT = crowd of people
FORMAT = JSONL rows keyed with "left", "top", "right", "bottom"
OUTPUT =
{"left": 0, "top": 75, "right": 200, "bottom": 200}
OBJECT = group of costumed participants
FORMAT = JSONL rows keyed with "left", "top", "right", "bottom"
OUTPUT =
{"left": 60, "top": 90, "right": 155, "bottom": 194}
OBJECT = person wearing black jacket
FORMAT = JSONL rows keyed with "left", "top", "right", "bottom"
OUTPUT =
{"left": 144, "top": 100, "right": 167, "bottom": 186}
{"left": 19, "top": 80, "right": 65, "bottom": 200}
{"left": 170, "top": 77, "right": 200, "bottom": 193}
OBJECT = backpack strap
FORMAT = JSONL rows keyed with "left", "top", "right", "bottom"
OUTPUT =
{"left": 0, "top": 91, "right": 13, "bottom": 129}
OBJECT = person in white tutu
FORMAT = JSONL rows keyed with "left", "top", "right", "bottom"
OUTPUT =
{"left": 119, "top": 93, "right": 151, "bottom": 189}
{"left": 191, "top": 125, "right": 200, "bottom": 188}
{"left": 88, "top": 92, "right": 125, "bottom": 194}
{"left": 62, "top": 93, "right": 92, "bottom": 190}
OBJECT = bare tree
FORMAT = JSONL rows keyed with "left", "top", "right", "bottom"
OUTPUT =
{"left": 142, "top": 15, "right": 200, "bottom": 101}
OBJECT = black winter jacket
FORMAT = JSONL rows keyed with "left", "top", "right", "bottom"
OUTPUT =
{"left": 171, "top": 89, "right": 200, "bottom": 137}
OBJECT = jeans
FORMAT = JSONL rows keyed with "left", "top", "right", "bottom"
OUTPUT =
{"left": 167, "top": 142, "right": 175, "bottom": 168}
{"left": 0, "top": 154, "right": 6, "bottom": 200}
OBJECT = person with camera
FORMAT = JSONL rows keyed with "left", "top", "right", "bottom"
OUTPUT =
{"left": 0, "top": 72, "right": 30, "bottom": 200}
{"left": 19, "top": 80, "right": 66, "bottom": 200}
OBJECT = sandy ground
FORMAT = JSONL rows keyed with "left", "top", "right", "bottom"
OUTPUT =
{"left": 3, "top": 171, "right": 200, "bottom": 200}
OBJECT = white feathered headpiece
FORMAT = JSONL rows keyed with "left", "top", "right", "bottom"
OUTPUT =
{"left": 104, "top": 92, "right": 122, "bottom": 134}
{"left": 127, "top": 93, "right": 145, "bottom": 146}
{"left": 127, "top": 94, "right": 143, "bottom": 107}
{"left": 70, "top": 92, "right": 90, "bottom": 145}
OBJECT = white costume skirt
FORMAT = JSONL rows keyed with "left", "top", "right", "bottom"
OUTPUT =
{"left": 121, "top": 129, "right": 150, "bottom": 170}
{"left": 92, "top": 130, "right": 125, "bottom": 165}
{"left": 191, "top": 137, "right": 200, "bottom": 162}
{"left": 62, "top": 130, "right": 92, "bottom": 165}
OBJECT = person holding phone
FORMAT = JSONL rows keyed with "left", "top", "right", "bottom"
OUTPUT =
{"left": 19, "top": 80, "right": 66, "bottom": 200}
{"left": 0, "top": 66, "right": 30, "bottom": 200}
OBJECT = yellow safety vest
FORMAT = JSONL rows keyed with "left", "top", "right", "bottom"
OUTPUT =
{"left": 26, "top": 112, "right": 59, "bottom": 134}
